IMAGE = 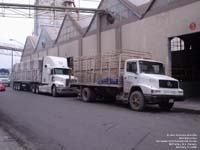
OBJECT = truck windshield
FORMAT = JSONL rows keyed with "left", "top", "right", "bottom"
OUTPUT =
{"left": 139, "top": 61, "right": 165, "bottom": 75}
{"left": 54, "top": 68, "right": 71, "bottom": 75}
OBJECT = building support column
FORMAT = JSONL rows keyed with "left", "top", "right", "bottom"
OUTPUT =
{"left": 97, "top": 13, "right": 101, "bottom": 56}
{"left": 78, "top": 39, "right": 83, "bottom": 81}
{"left": 79, "top": 39, "right": 83, "bottom": 57}
{"left": 115, "top": 26, "right": 122, "bottom": 53}
{"left": 57, "top": 45, "right": 60, "bottom": 57}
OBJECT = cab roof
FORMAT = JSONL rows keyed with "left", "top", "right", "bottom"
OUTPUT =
{"left": 126, "top": 58, "right": 163, "bottom": 64}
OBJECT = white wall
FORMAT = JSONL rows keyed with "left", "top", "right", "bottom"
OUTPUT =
{"left": 59, "top": 40, "right": 79, "bottom": 57}
{"left": 38, "top": 51, "right": 47, "bottom": 59}
{"left": 48, "top": 47, "right": 58, "bottom": 56}
{"left": 101, "top": 29, "right": 116, "bottom": 54}
{"left": 122, "top": 1, "right": 200, "bottom": 74}
{"left": 82, "top": 34, "right": 97, "bottom": 57}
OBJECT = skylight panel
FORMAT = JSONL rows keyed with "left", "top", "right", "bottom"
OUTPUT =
{"left": 128, "top": 0, "right": 151, "bottom": 6}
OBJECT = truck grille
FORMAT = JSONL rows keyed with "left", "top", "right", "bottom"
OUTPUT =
{"left": 159, "top": 80, "right": 178, "bottom": 88}
{"left": 66, "top": 79, "right": 77, "bottom": 86}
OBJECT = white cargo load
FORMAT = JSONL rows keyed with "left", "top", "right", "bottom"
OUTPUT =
{"left": 12, "top": 56, "right": 77, "bottom": 96}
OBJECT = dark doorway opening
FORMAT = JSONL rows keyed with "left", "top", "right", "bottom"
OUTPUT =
{"left": 170, "top": 32, "right": 200, "bottom": 98}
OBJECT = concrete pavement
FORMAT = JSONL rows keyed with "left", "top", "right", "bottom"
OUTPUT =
{"left": 174, "top": 98, "right": 200, "bottom": 112}
{"left": 0, "top": 88, "right": 199, "bottom": 150}
{"left": 0, "top": 127, "right": 24, "bottom": 150}
{"left": 0, "top": 88, "right": 200, "bottom": 150}
{"left": 0, "top": 99, "right": 199, "bottom": 150}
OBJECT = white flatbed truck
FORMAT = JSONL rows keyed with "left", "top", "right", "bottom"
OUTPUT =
{"left": 70, "top": 50, "right": 184, "bottom": 111}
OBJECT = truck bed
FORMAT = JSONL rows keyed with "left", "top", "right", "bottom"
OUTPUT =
{"left": 70, "top": 82, "right": 122, "bottom": 89}
{"left": 72, "top": 49, "right": 151, "bottom": 87}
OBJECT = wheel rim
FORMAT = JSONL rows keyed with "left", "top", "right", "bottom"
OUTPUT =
{"left": 82, "top": 89, "right": 88, "bottom": 101}
{"left": 52, "top": 87, "right": 56, "bottom": 96}
{"left": 133, "top": 94, "right": 140, "bottom": 107}
{"left": 32, "top": 86, "right": 35, "bottom": 93}
{"left": 130, "top": 93, "right": 141, "bottom": 109}
{"left": 36, "top": 87, "right": 39, "bottom": 94}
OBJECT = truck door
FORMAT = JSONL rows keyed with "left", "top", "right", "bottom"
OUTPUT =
{"left": 42, "top": 64, "right": 52, "bottom": 84}
{"left": 123, "top": 61, "right": 138, "bottom": 93}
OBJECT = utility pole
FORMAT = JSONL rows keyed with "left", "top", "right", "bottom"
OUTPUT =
{"left": 11, "top": 50, "right": 13, "bottom": 73}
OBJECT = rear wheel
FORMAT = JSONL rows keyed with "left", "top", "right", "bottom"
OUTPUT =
{"left": 35, "top": 85, "right": 40, "bottom": 94}
{"left": 159, "top": 102, "right": 174, "bottom": 111}
{"left": 31, "top": 84, "right": 36, "bottom": 93}
{"left": 82, "top": 87, "right": 95, "bottom": 102}
{"left": 13, "top": 83, "right": 16, "bottom": 90}
{"left": 16, "top": 83, "right": 21, "bottom": 91}
{"left": 129, "top": 91, "right": 146, "bottom": 111}
{"left": 52, "top": 85, "right": 57, "bottom": 97}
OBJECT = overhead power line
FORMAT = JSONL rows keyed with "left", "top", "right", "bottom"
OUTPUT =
{"left": 0, "top": 2, "right": 105, "bottom": 14}
{"left": 0, "top": 45, "right": 23, "bottom": 52}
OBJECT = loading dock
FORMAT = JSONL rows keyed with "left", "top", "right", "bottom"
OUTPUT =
{"left": 170, "top": 32, "right": 200, "bottom": 97}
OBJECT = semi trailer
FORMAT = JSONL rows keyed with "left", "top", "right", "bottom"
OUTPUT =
{"left": 70, "top": 50, "right": 184, "bottom": 111}
{"left": 12, "top": 56, "right": 77, "bottom": 96}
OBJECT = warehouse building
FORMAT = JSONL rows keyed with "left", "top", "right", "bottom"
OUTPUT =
{"left": 22, "top": 0, "right": 200, "bottom": 97}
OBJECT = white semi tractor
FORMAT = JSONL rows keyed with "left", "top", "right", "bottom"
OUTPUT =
{"left": 12, "top": 56, "right": 77, "bottom": 96}
{"left": 70, "top": 50, "right": 184, "bottom": 111}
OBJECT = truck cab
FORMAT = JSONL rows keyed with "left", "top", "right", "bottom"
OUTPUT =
{"left": 123, "top": 59, "right": 184, "bottom": 111}
{"left": 39, "top": 56, "right": 77, "bottom": 96}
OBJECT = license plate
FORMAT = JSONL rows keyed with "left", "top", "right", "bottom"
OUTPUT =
{"left": 169, "top": 99, "right": 174, "bottom": 103}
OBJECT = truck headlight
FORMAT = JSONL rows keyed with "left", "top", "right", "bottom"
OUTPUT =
{"left": 178, "top": 90, "right": 184, "bottom": 94}
{"left": 151, "top": 89, "right": 161, "bottom": 94}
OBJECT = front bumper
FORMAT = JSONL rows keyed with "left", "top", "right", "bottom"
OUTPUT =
{"left": 144, "top": 94, "right": 184, "bottom": 104}
{"left": 56, "top": 87, "right": 77, "bottom": 95}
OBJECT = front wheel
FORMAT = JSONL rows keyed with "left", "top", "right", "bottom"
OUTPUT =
{"left": 129, "top": 91, "right": 146, "bottom": 111}
{"left": 52, "top": 85, "right": 57, "bottom": 97}
{"left": 159, "top": 102, "right": 174, "bottom": 111}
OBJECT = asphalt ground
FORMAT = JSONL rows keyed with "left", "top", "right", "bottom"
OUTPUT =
{"left": 0, "top": 88, "right": 199, "bottom": 150}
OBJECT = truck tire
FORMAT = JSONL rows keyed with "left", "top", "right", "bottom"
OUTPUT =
{"left": 129, "top": 91, "right": 145, "bottom": 111}
{"left": 31, "top": 85, "right": 36, "bottom": 93}
{"left": 52, "top": 85, "right": 57, "bottom": 97}
{"left": 35, "top": 85, "right": 40, "bottom": 94}
{"left": 15, "top": 84, "right": 18, "bottom": 91}
{"left": 82, "top": 87, "right": 95, "bottom": 102}
{"left": 13, "top": 83, "right": 16, "bottom": 90}
{"left": 159, "top": 102, "right": 174, "bottom": 111}
{"left": 16, "top": 83, "right": 21, "bottom": 91}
